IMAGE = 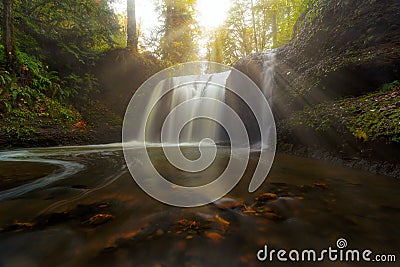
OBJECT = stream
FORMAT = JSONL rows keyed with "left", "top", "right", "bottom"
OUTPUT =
{"left": 0, "top": 144, "right": 398, "bottom": 266}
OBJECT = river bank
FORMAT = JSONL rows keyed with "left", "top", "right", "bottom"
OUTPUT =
{"left": 278, "top": 144, "right": 400, "bottom": 179}
{"left": 0, "top": 101, "right": 122, "bottom": 149}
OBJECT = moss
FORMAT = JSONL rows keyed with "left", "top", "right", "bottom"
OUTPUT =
{"left": 0, "top": 87, "right": 83, "bottom": 145}
{"left": 283, "top": 80, "right": 400, "bottom": 144}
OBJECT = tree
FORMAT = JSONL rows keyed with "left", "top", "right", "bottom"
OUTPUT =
{"left": 206, "top": 0, "right": 311, "bottom": 65}
{"left": 2, "top": 0, "right": 18, "bottom": 71}
{"left": 206, "top": 28, "right": 226, "bottom": 64}
{"left": 250, "top": 0, "right": 259, "bottom": 53}
{"left": 158, "top": 0, "right": 199, "bottom": 64}
{"left": 206, "top": 0, "right": 254, "bottom": 65}
{"left": 15, "top": 0, "right": 120, "bottom": 68}
{"left": 127, "top": 0, "right": 138, "bottom": 51}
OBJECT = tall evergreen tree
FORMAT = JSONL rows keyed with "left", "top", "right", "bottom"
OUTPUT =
{"left": 159, "top": 0, "right": 199, "bottom": 64}
{"left": 2, "top": 0, "right": 18, "bottom": 72}
{"left": 127, "top": 0, "right": 138, "bottom": 51}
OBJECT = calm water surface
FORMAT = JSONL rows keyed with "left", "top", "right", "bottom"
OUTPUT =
{"left": 0, "top": 145, "right": 398, "bottom": 267}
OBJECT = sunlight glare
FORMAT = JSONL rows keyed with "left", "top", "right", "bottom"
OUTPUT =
{"left": 112, "top": 0, "right": 232, "bottom": 31}
{"left": 112, "top": 0, "right": 159, "bottom": 31}
{"left": 197, "top": 0, "right": 232, "bottom": 29}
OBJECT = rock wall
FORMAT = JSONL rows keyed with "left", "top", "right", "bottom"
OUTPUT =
{"left": 232, "top": 0, "right": 400, "bottom": 118}
{"left": 228, "top": 0, "right": 400, "bottom": 176}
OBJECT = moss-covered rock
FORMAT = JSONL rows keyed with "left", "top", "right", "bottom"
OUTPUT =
{"left": 284, "top": 81, "right": 400, "bottom": 143}
{"left": 279, "top": 81, "right": 400, "bottom": 164}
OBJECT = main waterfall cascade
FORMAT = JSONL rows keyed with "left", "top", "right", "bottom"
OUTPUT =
{"left": 131, "top": 57, "right": 277, "bottom": 147}
{"left": 142, "top": 71, "right": 231, "bottom": 144}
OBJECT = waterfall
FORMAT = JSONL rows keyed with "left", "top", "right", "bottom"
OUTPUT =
{"left": 260, "top": 52, "right": 276, "bottom": 148}
{"left": 261, "top": 52, "right": 276, "bottom": 105}
{"left": 125, "top": 59, "right": 277, "bottom": 149}
{"left": 139, "top": 71, "right": 231, "bottom": 145}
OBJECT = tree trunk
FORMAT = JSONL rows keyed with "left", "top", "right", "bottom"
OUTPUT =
{"left": 2, "top": 0, "right": 17, "bottom": 71}
{"left": 250, "top": 0, "right": 259, "bottom": 53}
{"left": 271, "top": 9, "right": 278, "bottom": 47}
{"left": 162, "top": 0, "right": 173, "bottom": 61}
{"left": 127, "top": 0, "right": 138, "bottom": 51}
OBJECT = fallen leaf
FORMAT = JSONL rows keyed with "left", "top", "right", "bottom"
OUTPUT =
{"left": 243, "top": 209, "right": 256, "bottom": 214}
{"left": 205, "top": 231, "right": 223, "bottom": 242}
{"left": 215, "top": 214, "right": 230, "bottom": 226}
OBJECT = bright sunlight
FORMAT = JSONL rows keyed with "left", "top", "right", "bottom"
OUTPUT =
{"left": 113, "top": 0, "right": 232, "bottom": 31}
{"left": 197, "top": 0, "right": 232, "bottom": 29}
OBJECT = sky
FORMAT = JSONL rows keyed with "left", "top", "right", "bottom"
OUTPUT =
{"left": 112, "top": 0, "right": 232, "bottom": 32}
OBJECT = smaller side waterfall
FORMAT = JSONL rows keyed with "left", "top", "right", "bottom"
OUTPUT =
{"left": 223, "top": 52, "right": 277, "bottom": 147}
{"left": 261, "top": 52, "right": 276, "bottom": 105}
{"left": 260, "top": 52, "right": 277, "bottom": 148}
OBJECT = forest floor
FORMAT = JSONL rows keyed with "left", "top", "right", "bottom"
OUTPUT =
{"left": 0, "top": 98, "right": 121, "bottom": 149}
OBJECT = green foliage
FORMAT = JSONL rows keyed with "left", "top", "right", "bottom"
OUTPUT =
{"left": 64, "top": 72, "right": 99, "bottom": 104}
{"left": 284, "top": 81, "right": 400, "bottom": 144}
{"left": 157, "top": 0, "right": 200, "bottom": 64}
{"left": 16, "top": 0, "right": 120, "bottom": 55}
{"left": 207, "top": 0, "right": 310, "bottom": 65}
{"left": 0, "top": 78, "right": 82, "bottom": 143}
{"left": 0, "top": 96, "right": 82, "bottom": 142}
{"left": 0, "top": 70, "right": 13, "bottom": 88}
{"left": 1, "top": 0, "right": 120, "bottom": 105}
{"left": 0, "top": 0, "right": 127, "bottom": 146}
{"left": 17, "top": 51, "right": 64, "bottom": 98}
{"left": 379, "top": 80, "right": 400, "bottom": 93}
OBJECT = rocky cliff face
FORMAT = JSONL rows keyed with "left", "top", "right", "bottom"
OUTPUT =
{"left": 228, "top": 0, "right": 400, "bottom": 176}
{"left": 232, "top": 0, "right": 400, "bottom": 118}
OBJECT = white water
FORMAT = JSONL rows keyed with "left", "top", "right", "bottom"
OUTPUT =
{"left": 135, "top": 56, "right": 277, "bottom": 146}
{"left": 262, "top": 52, "right": 276, "bottom": 104}
{"left": 140, "top": 71, "right": 231, "bottom": 144}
